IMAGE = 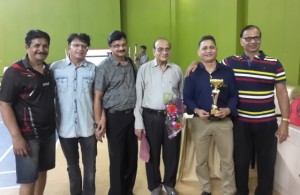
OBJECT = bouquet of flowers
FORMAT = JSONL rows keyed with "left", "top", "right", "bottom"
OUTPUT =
{"left": 165, "top": 97, "right": 186, "bottom": 139}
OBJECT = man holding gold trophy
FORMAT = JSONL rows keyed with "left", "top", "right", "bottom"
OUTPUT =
{"left": 183, "top": 35, "right": 238, "bottom": 195}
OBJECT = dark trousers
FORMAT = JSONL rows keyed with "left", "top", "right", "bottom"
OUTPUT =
{"left": 106, "top": 111, "right": 138, "bottom": 195}
{"left": 233, "top": 119, "right": 277, "bottom": 195}
{"left": 142, "top": 109, "right": 181, "bottom": 191}
{"left": 59, "top": 135, "right": 97, "bottom": 195}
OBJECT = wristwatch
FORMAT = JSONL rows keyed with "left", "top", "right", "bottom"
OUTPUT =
{"left": 194, "top": 108, "right": 198, "bottom": 114}
{"left": 94, "top": 123, "right": 98, "bottom": 128}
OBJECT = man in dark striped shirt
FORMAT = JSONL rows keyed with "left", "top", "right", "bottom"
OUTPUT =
{"left": 223, "top": 25, "right": 290, "bottom": 195}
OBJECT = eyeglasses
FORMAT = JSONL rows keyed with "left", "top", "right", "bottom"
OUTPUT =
{"left": 111, "top": 44, "right": 127, "bottom": 49}
{"left": 242, "top": 36, "right": 261, "bottom": 42}
{"left": 70, "top": 43, "right": 88, "bottom": 49}
{"left": 155, "top": 47, "right": 171, "bottom": 53}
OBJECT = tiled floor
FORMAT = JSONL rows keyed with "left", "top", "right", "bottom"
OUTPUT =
{"left": 0, "top": 138, "right": 280, "bottom": 195}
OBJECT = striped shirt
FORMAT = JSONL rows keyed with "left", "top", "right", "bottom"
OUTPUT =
{"left": 222, "top": 51, "right": 286, "bottom": 123}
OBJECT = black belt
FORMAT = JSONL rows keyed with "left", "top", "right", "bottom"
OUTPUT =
{"left": 194, "top": 113, "right": 229, "bottom": 121}
{"left": 106, "top": 109, "right": 133, "bottom": 114}
{"left": 142, "top": 107, "right": 165, "bottom": 115}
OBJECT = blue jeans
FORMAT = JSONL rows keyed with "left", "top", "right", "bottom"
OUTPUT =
{"left": 59, "top": 135, "right": 97, "bottom": 195}
{"left": 16, "top": 133, "right": 56, "bottom": 184}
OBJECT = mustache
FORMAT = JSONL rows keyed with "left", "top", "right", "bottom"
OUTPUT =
{"left": 36, "top": 52, "right": 48, "bottom": 55}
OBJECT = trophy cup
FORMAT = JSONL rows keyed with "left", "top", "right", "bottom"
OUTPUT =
{"left": 210, "top": 78, "right": 224, "bottom": 119}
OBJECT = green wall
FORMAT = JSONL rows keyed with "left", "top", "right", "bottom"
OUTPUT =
{"left": 246, "top": 0, "right": 300, "bottom": 86}
{"left": 0, "top": 0, "right": 121, "bottom": 71}
{"left": 122, "top": 0, "right": 300, "bottom": 86}
{"left": 121, "top": 0, "right": 172, "bottom": 61}
{"left": 174, "top": 0, "right": 238, "bottom": 69}
{"left": 122, "top": 0, "right": 238, "bottom": 70}
{"left": 1, "top": 0, "right": 300, "bottom": 85}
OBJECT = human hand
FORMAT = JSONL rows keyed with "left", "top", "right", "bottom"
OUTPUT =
{"left": 135, "top": 129, "right": 146, "bottom": 140}
{"left": 276, "top": 121, "right": 289, "bottom": 143}
{"left": 95, "top": 119, "right": 106, "bottom": 143}
{"left": 12, "top": 134, "right": 30, "bottom": 157}
{"left": 195, "top": 108, "right": 210, "bottom": 120}
{"left": 214, "top": 108, "right": 231, "bottom": 119}
{"left": 185, "top": 61, "right": 199, "bottom": 77}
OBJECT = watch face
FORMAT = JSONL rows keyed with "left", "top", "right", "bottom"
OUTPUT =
{"left": 94, "top": 123, "right": 98, "bottom": 128}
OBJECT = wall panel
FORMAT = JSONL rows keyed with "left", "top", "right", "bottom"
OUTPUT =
{"left": 0, "top": 0, "right": 120, "bottom": 71}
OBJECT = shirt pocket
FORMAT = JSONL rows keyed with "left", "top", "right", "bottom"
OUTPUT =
{"left": 170, "top": 79, "right": 180, "bottom": 97}
{"left": 82, "top": 77, "right": 93, "bottom": 93}
{"left": 56, "top": 77, "right": 68, "bottom": 93}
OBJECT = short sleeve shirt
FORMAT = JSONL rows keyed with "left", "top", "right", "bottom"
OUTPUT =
{"left": 94, "top": 56, "right": 136, "bottom": 110}
{"left": 50, "top": 57, "right": 96, "bottom": 138}
{"left": 0, "top": 55, "right": 55, "bottom": 139}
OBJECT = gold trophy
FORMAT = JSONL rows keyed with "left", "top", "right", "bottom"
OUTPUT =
{"left": 210, "top": 78, "right": 223, "bottom": 119}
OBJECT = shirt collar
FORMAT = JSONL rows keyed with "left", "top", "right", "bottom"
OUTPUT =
{"left": 109, "top": 55, "right": 131, "bottom": 66}
{"left": 65, "top": 56, "right": 88, "bottom": 67}
{"left": 242, "top": 50, "right": 266, "bottom": 60}
{"left": 21, "top": 54, "right": 47, "bottom": 70}
{"left": 151, "top": 59, "right": 171, "bottom": 68}
{"left": 198, "top": 60, "right": 221, "bottom": 72}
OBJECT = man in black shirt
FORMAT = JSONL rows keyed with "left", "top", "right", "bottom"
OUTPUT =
{"left": 0, "top": 29, "right": 56, "bottom": 195}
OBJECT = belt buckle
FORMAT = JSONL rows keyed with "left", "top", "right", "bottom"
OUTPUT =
{"left": 157, "top": 110, "right": 165, "bottom": 115}
{"left": 125, "top": 109, "right": 131, "bottom": 114}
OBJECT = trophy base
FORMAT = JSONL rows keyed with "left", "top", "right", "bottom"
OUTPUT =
{"left": 211, "top": 107, "right": 218, "bottom": 113}
{"left": 208, "top": 114, "right": 221, "bottom": 121}
{"left": 210, "top": 108, "right": 220, "bottom": 120}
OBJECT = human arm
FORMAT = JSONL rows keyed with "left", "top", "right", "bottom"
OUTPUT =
{"left": 0, "top": 101, "right": 30, "bottom": 156}
{"left": 93, "top": 90, "right": 106, "bottom": 142}
{"left": 134, "top": 66, "right": 146, "bottom": 138}
{"left": 185, "top": 61, "right": 199, "bottom": 77}
{"left": 183, "top": 74, "right": 210, "bottom": 119}
{"left": 178, "top": 67, "right": 184, "bottom": 99}
{"left": 194, "top": 108, "right": 210, "bottom": 119}
{"left": 134, "top": 54, "right": 140, "bottom": 65}
{"left": 135, "top": 129, "right": 146, "bottom": 140}
{"left": 275, "top": 83, "right": 290, "bottom": 143}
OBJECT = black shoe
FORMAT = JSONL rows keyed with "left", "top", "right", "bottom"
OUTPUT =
{"left": 164, "top": 185, "right": 177, "bottom": 195}
{"left": 201, "top": 192, "right": 211, "bottom": 195}
{"left": 151, "top": 185, "right": 162, "bottom": 195}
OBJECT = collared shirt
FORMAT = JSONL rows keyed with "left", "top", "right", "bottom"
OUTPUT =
{"left": 183, "top": 61, "right": 238, "bottom": 116}
{"left": 0, "top": 55, "right": 55, "bottom": 139}
{"left": 50, "top": 57, "right": 96, "bottom": 138}
{"left": 222, "top": 51, "right": 287, "bottom": 123}
{"left": 137, "top": 53, "right": 149, "bottom": 65}
{"left": 134, "top": 59, "right": 184, "bottom": 129}
{"left": 95, "top": 56, "right": 136, "bottom": 111}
